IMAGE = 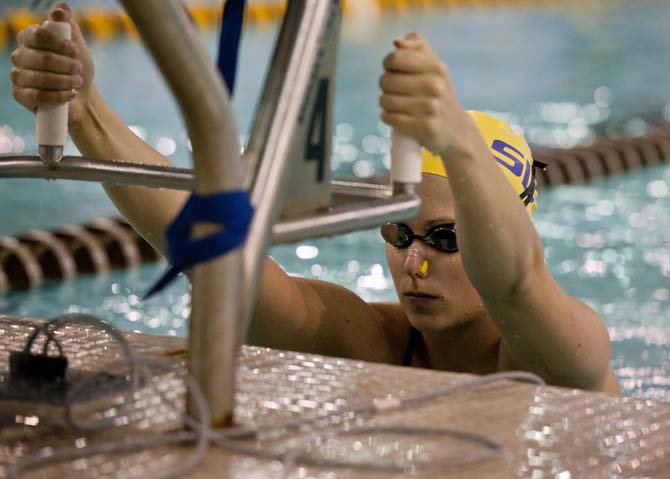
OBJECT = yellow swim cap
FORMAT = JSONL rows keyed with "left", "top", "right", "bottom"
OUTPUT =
{"left": 421, "top": 110, "right": 538, "bottom": 214}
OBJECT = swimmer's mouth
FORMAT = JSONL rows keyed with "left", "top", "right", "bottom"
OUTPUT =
{"left": 404, "top": 292, "right": 440, "bottom": 300}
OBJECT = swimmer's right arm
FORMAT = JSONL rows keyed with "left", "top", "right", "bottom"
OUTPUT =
{"left": 10, "top": 3, "right": 399, "bottom": 360}
{"left": 249, "top": 259, "right": 403, "bottom": 362}
{"left": 11, "top": 3, "right": 187, "bottom": 254}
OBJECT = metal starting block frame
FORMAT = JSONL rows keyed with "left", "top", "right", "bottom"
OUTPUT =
{"left": 0, "top": 0, "right": 420, "bottom": 426}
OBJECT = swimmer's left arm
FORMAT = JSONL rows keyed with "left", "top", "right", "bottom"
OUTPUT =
{"left": 380, "top": 33, "right": 617, "bottom": 393}
{"left": 488, "top": 243, "right": 620, "bottom": 393}
{"left": 379, "top": 34, "right": 537, "bottom": 297}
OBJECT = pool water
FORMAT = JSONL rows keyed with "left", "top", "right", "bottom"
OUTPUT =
{"left": 0, "top": 3, "right": 669, "bottom": 400}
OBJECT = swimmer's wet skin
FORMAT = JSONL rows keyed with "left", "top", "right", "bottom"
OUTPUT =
{"left": 9, "top": 6, "right": 620, "bottom": 394}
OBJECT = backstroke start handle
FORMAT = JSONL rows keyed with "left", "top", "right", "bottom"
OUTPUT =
{"left": 36, "top": 20, "right": 72, "bottom": 165}
{"left": 390, "top": 130, "right": 422, "bottom": 193}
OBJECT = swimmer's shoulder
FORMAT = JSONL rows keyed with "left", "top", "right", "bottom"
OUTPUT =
{"left": 370, "top": 302, "right": 414, "bottom": 365}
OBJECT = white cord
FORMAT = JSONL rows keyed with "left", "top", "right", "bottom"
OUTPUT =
{"left": 7, "top": 314, "right": 545, "bottom": 478}
{"left": 7, "top": 314, "right": 210, "bottom": 479}
{"left": 8, "top": 357, "right": 211, "bottom": 479}
{"left": 51, "top": 314, "right": 140, "bottom": 431}
{"left": 274, "top": 370, "right": 542, "bottom": 476}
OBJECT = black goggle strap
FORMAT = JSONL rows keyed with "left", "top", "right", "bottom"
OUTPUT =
{"left": 519, "top": 180, "right": 535, "bottom": 206}
{"left": 519, "top": 160, "right": 546, "bottom": 206}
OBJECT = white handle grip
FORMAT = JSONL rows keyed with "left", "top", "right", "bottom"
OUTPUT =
{"left": 36, "top": 20, "right": 72, "bottom": 147}
{"left": 390, "top": 130, "right": 422, "bottom": 184}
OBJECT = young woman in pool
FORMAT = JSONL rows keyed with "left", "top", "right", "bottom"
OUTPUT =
{"left": 10, "top": 3, "right": 620, "bottom": 394}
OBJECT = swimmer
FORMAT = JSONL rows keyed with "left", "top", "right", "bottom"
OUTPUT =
{"left": 10, "top": 3, "right": 620, "bottom": 393}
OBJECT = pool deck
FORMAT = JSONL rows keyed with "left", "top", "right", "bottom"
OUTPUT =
{"left": 0, "top": 314, "right": 669, "bottom": 478}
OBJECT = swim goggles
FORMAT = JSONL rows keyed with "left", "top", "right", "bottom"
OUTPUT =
{"left": 380, "top": 223, "right": 458, "bottom": 253}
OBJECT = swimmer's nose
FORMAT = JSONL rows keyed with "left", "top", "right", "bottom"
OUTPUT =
{"left": 404, "top": 247, "right": 429, "bottom": 278}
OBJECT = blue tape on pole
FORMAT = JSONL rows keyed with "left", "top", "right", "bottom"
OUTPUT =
{"left": 217, "top": 0, "right": 246, "bottom": 95}
{"left": 144, "top": 191, "right": 253, "bottom": 299}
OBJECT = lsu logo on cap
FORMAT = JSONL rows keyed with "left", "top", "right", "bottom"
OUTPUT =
{"left": 421, "top": 110, "right": 539, "bottom": 215}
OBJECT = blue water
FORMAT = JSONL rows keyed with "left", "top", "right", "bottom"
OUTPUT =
{"left": 0, "top": 3, "right": 669, "bottom": 400}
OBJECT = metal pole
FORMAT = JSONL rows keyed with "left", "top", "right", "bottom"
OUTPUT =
{"left": 121, "top": 0, "right": 244, "bottom": 427}
{"left": 240, "top": 0, "right": 342, "bottom": 340}
{"left": 0, "top": 156, "right": 194, "bottom": 190}
{"left": 271, "top": 194, "right": 420, "bottom": 244}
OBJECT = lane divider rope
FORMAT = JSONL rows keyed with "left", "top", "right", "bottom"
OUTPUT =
{"left": 0, "top": 124, "right": 668, "bottom": 293}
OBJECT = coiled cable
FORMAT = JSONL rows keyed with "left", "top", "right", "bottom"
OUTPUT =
{"left": 7, "top": 314, "right": 545, "bottom": 479}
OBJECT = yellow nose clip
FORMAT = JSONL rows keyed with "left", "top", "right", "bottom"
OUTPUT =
{"left": 419, "top": 259, "right": 428, "bottom": 275}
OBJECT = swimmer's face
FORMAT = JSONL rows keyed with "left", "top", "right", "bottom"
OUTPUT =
{"left": 385, "top": 174, "right": 486, "bottom": 333}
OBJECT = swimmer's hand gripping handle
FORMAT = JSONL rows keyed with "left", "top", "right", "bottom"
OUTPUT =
{"left": 390, "top": 130, "right": 422, "bottom": 186}
{"left": 35, "top": 20, "right": 72, "bottom": 165}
